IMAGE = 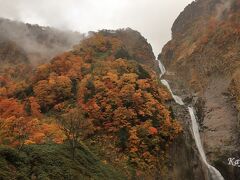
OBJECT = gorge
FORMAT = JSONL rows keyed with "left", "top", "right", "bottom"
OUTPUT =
{"left": 159, "top": 0, "right": 240, "bottom": 179}
{"left": 158, "top": 57, "right": 224, "bottom": 180}
{"left": 0, "top": 0, "right": 239, "bottom": 179}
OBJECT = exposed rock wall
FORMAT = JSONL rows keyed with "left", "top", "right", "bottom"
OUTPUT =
{"left": 160, "top": 0, "right": 240, "bottom": 179}
{"left": 164, "top": 101, "right": 207, "bottom": 180}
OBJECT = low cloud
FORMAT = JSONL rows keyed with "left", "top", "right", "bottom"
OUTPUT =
{"left": 0, "top": 0, "right": 193, "bottom": 55}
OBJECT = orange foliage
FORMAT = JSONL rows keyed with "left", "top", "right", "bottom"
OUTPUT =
{"left": 0, "top": 116, "right": 64, "bottom": 147}
{"left": 28, "top": 97, "right": 42, "bottom": 117}
{"left": 0, "top": 117, "right": 39, "bottom": 148}
{"left": 74, "top": 58, "right": 182, "bottom": 168}
{"left": 0, "top": 30, "right": 181, "bottom": 171}
{"left": 148, "top": 127, "right": 158, "bottom": 135}
{"left": 0, "top": 98, "right": 26, "bottom": 118}
{"left": 41, "top": 123, "right": 64, "bottom": 144}
{"left": 33, "top": 75, "right": 72, "bottom": 111}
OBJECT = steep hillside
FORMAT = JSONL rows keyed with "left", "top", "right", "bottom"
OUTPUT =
{"left": 0, "top": 28, "right": 183, "bottom": 179}
{"left": 0, "top": 40, "right": 28, "bottom": 64}
{"left": 97, "top": 29, "right": 156, "bottom": 67}
{"left": 160, "top": 0, "right": 240, "bottom": 179}
{"left": 0, "top": 144, "right": 125, "bottom": 179}
{"left": 0, "top": 18, "right": 84, "bottom": 98}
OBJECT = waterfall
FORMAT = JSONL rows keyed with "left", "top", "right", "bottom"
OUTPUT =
{"left": 188, "top": 107, "right": 224, "bottom": 180}
{"left": 157, "top": 59, "right": 166, "bottom": 77}
{"left": 160, "top": 79, "right": 184, "bottom": 105}
{"left": 156, "top": 59, "right": 224, "bottom": 180}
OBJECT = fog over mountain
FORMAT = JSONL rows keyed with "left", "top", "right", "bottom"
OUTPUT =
{"left": 1, "top": 1, "right": 240, "bottom": 179}
{"left": 0, "top": 0, "right": 193, "bottom": 55}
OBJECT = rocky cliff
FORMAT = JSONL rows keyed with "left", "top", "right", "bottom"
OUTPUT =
{"left": 160, "top": 0, "right": 240, "bottom": 179}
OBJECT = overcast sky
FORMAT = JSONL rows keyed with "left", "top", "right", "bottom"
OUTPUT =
{"left": 0, "top": 0, "right": 193, "bottom": 56}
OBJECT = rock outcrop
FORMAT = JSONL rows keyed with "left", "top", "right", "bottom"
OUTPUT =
{"left": 163, "top": 100, "right": 207, "bottom": 180}
{"left": 160, "top": 0, "right": 240, "bottom": 179}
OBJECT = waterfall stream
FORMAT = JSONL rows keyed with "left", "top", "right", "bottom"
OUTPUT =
{"left": 157, "top": 59, "right": 224, "bottom": 180}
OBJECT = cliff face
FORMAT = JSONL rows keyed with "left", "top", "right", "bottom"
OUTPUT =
{"left": 161, "top": 0, "right": 239, "bottom": 96}
{"left": 160, "top": 0, "right": 240, "bottom": 179}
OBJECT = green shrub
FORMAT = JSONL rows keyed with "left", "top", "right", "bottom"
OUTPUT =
{"left": 0, "top": 144, "right": 125, "bottom": 180}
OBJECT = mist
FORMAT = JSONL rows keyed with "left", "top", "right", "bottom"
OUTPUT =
{"left": 0, "top": 0, "right": 194, "bottom": 56}
{"left": 0, "top": 18, "right": 84, "bottom": 65}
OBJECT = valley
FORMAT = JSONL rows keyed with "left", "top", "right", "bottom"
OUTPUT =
{"left": 0, "top": 0, "right": 240, "bottom": 179}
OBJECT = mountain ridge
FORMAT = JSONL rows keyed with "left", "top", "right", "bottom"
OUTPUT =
{"left": 160, "top": 0, "right": 240, "bottom": 179}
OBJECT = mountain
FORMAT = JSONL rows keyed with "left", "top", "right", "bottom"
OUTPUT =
{"left": 0, "top": 27, "right": 183, "bottom": 179}
{"left": 1, "top": 1, "right": 240, "bottom": 178}
{"left": 160, "top": 0, "right": 240, "bottom": 179}
{"left": 97, "top": 29, "right": 156, "bottom": 67}
{"left": 0, "top": 40, "right": 29, "bottom": 64}
{"left": 0, "top": 18, "right": 84, "bottom": 95}
{"left": 0, "top": 18, "right": 84, "bottom": 65}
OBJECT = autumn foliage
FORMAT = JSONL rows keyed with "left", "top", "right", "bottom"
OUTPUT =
{"left": 0, "top": 29, "right": 181, "bottom": 173}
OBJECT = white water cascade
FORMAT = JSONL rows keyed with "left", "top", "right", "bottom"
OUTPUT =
{"left": 157, "top": 59, "right": 224, "bottom": 180}
{"left": 188, "top": 107, "right": 224, "bottom": 180}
